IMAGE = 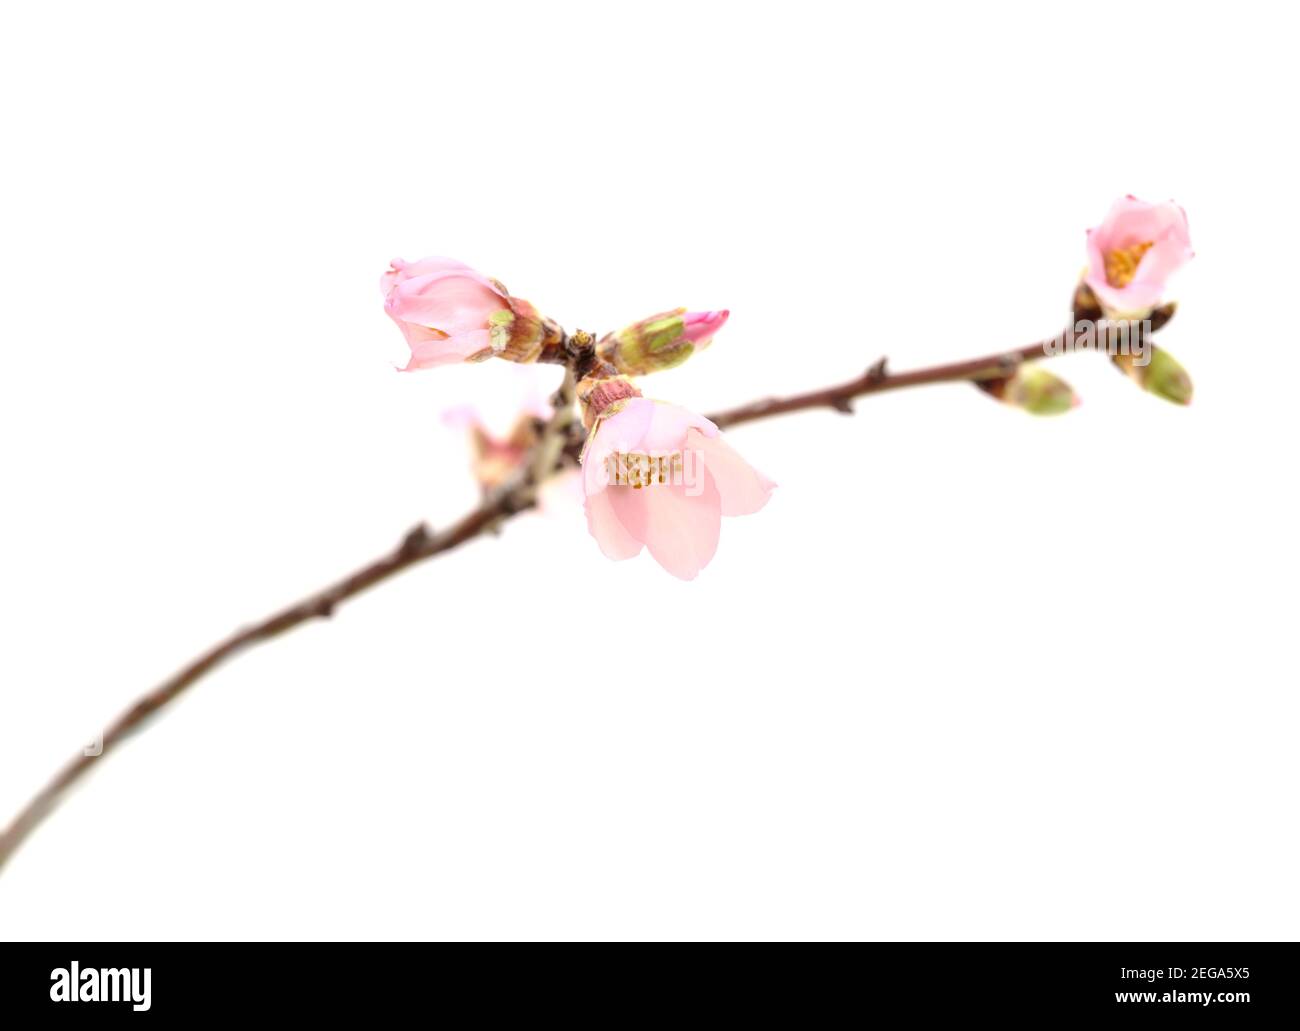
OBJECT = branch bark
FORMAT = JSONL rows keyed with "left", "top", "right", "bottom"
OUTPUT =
{"left": 0, "top": 504, "right": 516, "bottom": 872}
{"left": 0, "top": 332, "right": 1073, "bottom": 871}
{"left": 707, "top": 340, "right": 1053, "bottom": 430}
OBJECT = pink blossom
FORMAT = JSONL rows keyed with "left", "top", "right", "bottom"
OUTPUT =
{"left": 581, "top": 397, "right": 774, "bottom": 580}
{"left": 381, "top": 256, "right": 548, "bottom": 369}
{"left": 1084, "top": 197, "right": 1193, "bottom": 315}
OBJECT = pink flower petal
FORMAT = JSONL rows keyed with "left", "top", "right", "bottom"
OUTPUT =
{"left": 387, "top": 271, "right": 506, "bottom": 336}
{"left": 584, "top": 489, "right": 644, "bottom": 561}
{"left": 400, "top": 328, "right": 490, "bottom": 370}
{"left": 688, "top": 428, "right": 776, "bottom": 516}
{"left": 640, "top": 400, "right": 718, "bottom": 451}
{"left": 380, "top": 256, "right": 473, "bottom": 296}
{"left": 680, "top": 309, "right": 730, "bottom": 346}
{"left": 607, "top": 476, "right": 722, "bottom": 581}
{"left": 1091, "top": 197, "right": 1188, "bottom": 251}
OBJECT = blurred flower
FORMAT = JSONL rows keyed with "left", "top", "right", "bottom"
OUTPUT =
{"left": 596, "top": 308, "right": 729, "bottom": 376}
{"left": 441, "top": 364, "right": 567, "bottom": 496}
{"left": 580, "top": 397, "right": 773, "bottom": 580}
{"left": 976, "top": 365, "right": 1079, "bottom": 415}
{"left": 1084, "top": 197, "right": 1193, "bottom": 317}
{"left": 443, "top": 407, "right": 539, "bottom": 493}
{"left": 382, "top": 256, "right": 557, "bottom": 369}
{"left": 443, "top": 406, "right": 583, "bottom": 510}
{"left": 1113, "top": 346, "right": 1194, "bottom": 406}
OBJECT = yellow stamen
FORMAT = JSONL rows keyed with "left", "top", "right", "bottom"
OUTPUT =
{"left": 1104, "top": 241, "right": 1154, "bottom": 289}
{"left": 605, "top": 451, "right": 684, "bottom": 489}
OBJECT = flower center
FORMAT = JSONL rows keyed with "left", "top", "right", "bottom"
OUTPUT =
{"left": 605, "top": 451, "right": 684, "bottom": 489}
{"left": 1104, "top": 241, "right": 1154, "bottom": 289}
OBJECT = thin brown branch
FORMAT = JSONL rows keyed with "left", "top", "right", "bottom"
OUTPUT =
{"left": 0, "top": 330, "right": 1091, "bottom": 871}
{"left": 0, "top": 368, "right": 579, "bottom": 873}
{"left": 0, "top": 502, "right": 517, "bottom": 871}
{"left": 706, "top": 341, "right": 1052, "bottom": 430}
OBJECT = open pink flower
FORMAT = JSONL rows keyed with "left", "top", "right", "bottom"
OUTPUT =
{"left": 381, "top": 256, "right": 549, "bottom": 369}
{"left": 580, "top": 397, "right": 774, "bottom": 580}
{"left": 1084, "top": 197, "right": 1193, "bottom": 315}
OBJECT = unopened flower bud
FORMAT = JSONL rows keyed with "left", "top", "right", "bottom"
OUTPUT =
{"left": 596, "top": 308, "right": 729, "bottom": 376}
{"left": 1112, "top": 346, "right": 1193, "bottom": 406}
{"left": 382, "top": 256, "right": 558, "bottom": 369}
{"left": 976, "top": 365, "right": 1079, "bottom": 416}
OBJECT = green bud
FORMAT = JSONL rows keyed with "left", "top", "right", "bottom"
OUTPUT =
{"left": 976, "top": 365, "right": 1079, "bottom": 416}
{"left": 1112, "top": 346, "right": 1193, "bottom": 405}
{"left": 597, "top": 309, "right": 692, "bottom": 376}
{"left": 596, "top": 308, "right": 728, "bottom": 377}
{"left": 1143, "top": 347, "right": 1194, "bottom": 405}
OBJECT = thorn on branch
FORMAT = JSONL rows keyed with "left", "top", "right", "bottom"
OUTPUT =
{"left": 398, "top": 522, "right": 433, "bottom": 559}
{"left": 866, "top": 356, "right": 888, "bottom": 383}
{"left": 830, "top": 396, "right": 855, "bottom": 415}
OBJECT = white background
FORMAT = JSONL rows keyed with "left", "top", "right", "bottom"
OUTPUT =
{"left": 1, "top": 1, "right": 1296, "bottom": 942}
